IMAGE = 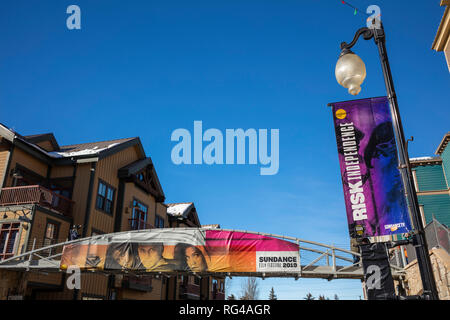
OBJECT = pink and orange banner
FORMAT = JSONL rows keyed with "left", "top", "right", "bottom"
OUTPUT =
{"left": 60, "top": 229, "right": 300, "bottom": 274}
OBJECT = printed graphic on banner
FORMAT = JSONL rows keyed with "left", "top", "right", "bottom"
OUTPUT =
{"left": 60, "top": 229, "right": 300, "bottom": 274}
{"left": 329, "top": 96, "right": 411, "bottom": 238}
{"left": 360, "top": 243, "right": 396, "bottom": 300}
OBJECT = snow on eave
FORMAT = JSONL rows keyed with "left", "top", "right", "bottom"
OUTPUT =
{"left": 166, "top": 203, "right": 193, "bottom": 217}
{"left": 410, "top": 156, "right": 438, "bottom": 161}
{"left": 48, "top": 143, "right": 119, "bottom": 158}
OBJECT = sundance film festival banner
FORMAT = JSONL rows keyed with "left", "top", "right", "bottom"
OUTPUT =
{"left": 329, "top": 97, "right": 411, "bottom": 238}
{"left": 60, "top": 229, "right": 300, "bottom": 274}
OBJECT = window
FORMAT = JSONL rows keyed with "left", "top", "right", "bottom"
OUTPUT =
{"left": 155, "top": 215, "right": 164, "bottom": 228}
{"left": 96, "top": 180, "right": 115, "bottom": 214}
{"left": 131, "top": 199, "right": 148, "bottom": 230}
{"left": 43, "top": 221, "right": 59, "bottom": 256}
{"left": 0, "top": 223, "right": 20, "bottom": 260}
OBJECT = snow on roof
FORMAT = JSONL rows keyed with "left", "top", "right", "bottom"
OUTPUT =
{"left": 410, "top": 156, "right": 436, "bottom": 161}
{"left": 48, "top": 143, "right": 119, "bottom": 158}
{"left": 166, "top": 203, "right": 193, "bottom": 217}
{"left": 410, "top": 156, "right": 442, "bottom": 163}
{"left": 202, "top": 224, "right": 221, "bottom": 229}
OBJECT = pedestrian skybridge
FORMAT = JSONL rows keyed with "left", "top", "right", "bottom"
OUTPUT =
{"left": 0, "top": 228, "right": 405, "bottom": 280}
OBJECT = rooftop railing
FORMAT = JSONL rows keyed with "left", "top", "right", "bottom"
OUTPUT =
{"left": 0, "top": 185, "right": 74, "bottom": 217}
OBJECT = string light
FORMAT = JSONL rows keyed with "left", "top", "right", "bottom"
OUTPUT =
{"left": 339, "top": 0, "right": 370, "bottom": 17}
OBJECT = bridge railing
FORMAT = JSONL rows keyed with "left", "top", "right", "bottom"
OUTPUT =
{"left": 0, "top": 228, "right": 405, "bottom": 279}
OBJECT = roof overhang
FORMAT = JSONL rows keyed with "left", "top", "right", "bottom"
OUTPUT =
{"left": 410, "top": 157, "right": 443, "bottom": 168}
{"left": 435, "top": 132, "right": 450, "bottom": 155}
{"left": 432, "top": 0, "right": 450, "bottom": 51}
{"left": 118, "top": 157, "right": 165, "bottom": 202}
{"left": 24, "top": 133, "right": 60, "bottom": 151}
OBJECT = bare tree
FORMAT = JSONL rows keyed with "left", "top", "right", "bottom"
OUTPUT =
{"left": 304, "top": 292, "right": 315, "bottom": 300}
{"left": 239, "top": 277, "right": 260, "bottom": 300}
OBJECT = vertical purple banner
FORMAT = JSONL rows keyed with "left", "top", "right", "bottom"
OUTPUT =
{"left": 329, "top": 97, "right": 411, "bottom": 238}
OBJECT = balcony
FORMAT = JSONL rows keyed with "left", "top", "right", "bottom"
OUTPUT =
{"left": 128, "top": 218, "right": 153, "bottom": 230}
{"left": 0, "top": 185, "right": 74, "bottom": 217}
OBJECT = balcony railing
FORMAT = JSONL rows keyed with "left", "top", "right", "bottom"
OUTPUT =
{"left": 128, "top": 218, "right": 153, "bottom": 230}
{"left": 0, "top": 185, "right": 74, "bottom": 217}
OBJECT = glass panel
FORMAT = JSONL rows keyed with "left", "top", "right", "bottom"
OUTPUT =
{"left": 6, "top": 230, "right": 18, "bottom": 253}
{"left": 98, "top": 182, "right": 106, "bottom": 196}
{"left": 105, "top": 200, "right": 112, "bottom": 214}
{"left": 96, "top": 195, "right": 105, "bottom": 210}
{"left": 107, "top": 187, "right": 114, "bottom": 201}
{"left": 46, "top": 223, "right": 55, "bottom": 239}
{"left": 0, "top": 231, "right": 8, "bottom": 254}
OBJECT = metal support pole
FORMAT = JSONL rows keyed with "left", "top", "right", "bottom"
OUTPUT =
{"left": 372, "top": 24, "right": 439, "bottom": 300}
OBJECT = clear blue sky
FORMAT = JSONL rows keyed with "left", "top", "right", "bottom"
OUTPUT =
{"left": 1, "top": 1, "right": 448, "bottom": 299}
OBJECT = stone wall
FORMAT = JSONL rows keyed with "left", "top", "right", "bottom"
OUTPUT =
{"left": 403, "top": 247, "right": 450, "bottom": 300}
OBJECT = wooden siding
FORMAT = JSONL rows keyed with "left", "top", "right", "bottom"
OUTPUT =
{"left": 156, "top": 202, "right": 169, "bottom": 228}
{"left": 0, "top": 149, "right": 10, "bottom": 188}
{"left": 89, "top": 145, "right": 141, "bottom": 234}
{"left": 414, "top": 164, "right": 448, "bottom": 191}
{"left": 122, "top": 182, "right": 156, "bottom": 230}
{"left": 80, "top": 273, "right": 109, "bottom": 298}
{"left": 50, "top": 165, "right": 74, "bottom": 179}
{"left": 71, "top": 163, "right": 91, "bottom": 228}
{"left": 35, "top": 141, "right": 55, "bottom": 152}
{"left": 5, "top": 148, "right": 48, "bottom": 186}
{"left": 119, "top": 277, "right": 165, "bottom": 300}
{"left": 26, "top": 207, "right": 71, "bottom": 287}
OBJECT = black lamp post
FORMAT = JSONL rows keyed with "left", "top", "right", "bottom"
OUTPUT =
{"left": 335, "top": 22, "right": 439, "bottom": 300}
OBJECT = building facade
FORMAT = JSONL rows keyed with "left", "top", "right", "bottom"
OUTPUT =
{"left": 390, "top": 133, "right": 450, "bottom": 299}
{"left": 432, "top": 0, "right": 450, "bottom": 72}
{"left": 0, "top": 123, "right": 224, "bottom": 300}
{"left": 410, "top": 132, "right": 450, "bottom": 228}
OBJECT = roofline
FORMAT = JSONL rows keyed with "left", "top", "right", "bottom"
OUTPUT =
{"left": 410, "top": 157, "right": 443, "bottom": 168}
{"left": 166, "top": 203, "right": 194, "bottom": 216}
{"left": 166, "top": 202, "right": 200, "bottom": 226}
{"left": 432, "top": 0, "right": 450, "bottom": 51}
{"left": 24, "top": 133, "right": 60, "bottom": 151}
{"left": 0, "top": 124, "right": 15, "bottom": 142}
{"left": 166, "top": 202, "right": 194, "bottom": 206}
{"left": 435, "top": 132, "right": 450, "bottom": 155}
{"left": 98, "top": 137, "right": 145, "bottom": 160}
{"left": 1, "top": 122, "right": 148, "bottom": 167}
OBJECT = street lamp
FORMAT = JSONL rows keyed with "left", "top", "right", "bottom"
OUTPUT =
{"left": 335, "top": 50, "right": 366, "bottom": 96}
{"left": 335, "top": 23, "right": 439, "bottom": 300}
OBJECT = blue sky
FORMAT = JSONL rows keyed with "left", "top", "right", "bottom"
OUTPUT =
{"left": 1, "top": 1, "right": 449, "bottom": 299}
